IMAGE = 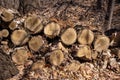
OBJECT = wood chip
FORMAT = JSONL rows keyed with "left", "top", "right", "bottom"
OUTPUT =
{"left": 49, "top": 50, "right": 64, "bottom": 66}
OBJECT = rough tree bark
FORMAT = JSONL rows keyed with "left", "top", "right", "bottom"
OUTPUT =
{"left": 0, "top": 49, "right": 18, "bottom": 80}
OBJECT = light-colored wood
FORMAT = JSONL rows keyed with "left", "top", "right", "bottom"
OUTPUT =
{"left": 9, "top": 20, "right": 18, "bottom": 30}
{"left": 76, "top": 45, "right": 92, "bottom": 60}
{"left": 28, "top": 35, "right": 44, "bottom": 51}
{"left": 12, "top": 48, "right": 29, "bottom": 65}
{"left": 65, "top": 61, "right": 80, "bottom": 72}
{"left": 78, "top": 29, "right": 94, "bottom": 45}
{"left": 31, "top": 60, "right": 45, "bottom": 70}
{"left": 91, "top": 50, "right": 98, "bottom": 59}
{"left": 11, "top": 30, "right": 28, "bottom": 45}
{"left": 24, "top": 14, "right": 43, "bottom": 34}
{"left": 61, "top": 28, "right": 77, "bottom": 45}
{"left": 1, "top": 10, "right": 14, "bottom": 22}
{"left": 49, "top": 50, "right": 64, "bottom": 66}
{"left": 44, "top": 22, "right": 61, "bottom": 38}
{"left": 1, "top": 29, "right": 9, "bottom": 37}
{"left": 94, "top": 35, "right": 110, "bottom": 52}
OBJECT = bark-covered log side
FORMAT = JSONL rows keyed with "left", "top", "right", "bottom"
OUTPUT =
{"left": 0, "top": 49, "right": 18, "bottom": 80}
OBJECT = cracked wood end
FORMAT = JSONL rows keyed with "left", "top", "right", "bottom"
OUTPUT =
{"left": 78, "top": 29, "right": 94, "bottom": 45}
{"left": 44, "top": 22, "right": 61, "bottom": 38}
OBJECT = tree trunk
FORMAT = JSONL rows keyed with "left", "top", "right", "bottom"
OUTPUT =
{"left": 0, "top": 49, "right": 18, "bottom": 80}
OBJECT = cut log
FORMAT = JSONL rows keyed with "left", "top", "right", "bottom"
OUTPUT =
{"left": 24, "top": 14, "right": 43, "bottom": 34}
{"left": 28, "top": 35, "right": 44, "bottom": 52}
{"left": 49, "top": 50, "right": 64, "bottom": 66}
{"left": 44, "top": 22, "right": 61, "bottom": 38}
{"left": 0, "top": 9, "right": 14, "bottom": 22}
{"left": 61, "top": 28, "right": 77, "bottom": 45}
{"left": 76, "top": 45, "right": 92, "bottom": 60}
{"left": 11, "top": 29, "right": 28, "bottom": 45}
{"left": 9, "top": 20, "right": 18, "bottom": 30}
{"left": 78, "top": 29, "right": 94, "bottom": 45}
{"left": 12, "top": 48, "right": 29, "bottom": 65}
{"left": 1, "top": 29, "right": 9, "bottom": 37}
{"left": 94, "top": 35, "right": 110, "bottom": 52}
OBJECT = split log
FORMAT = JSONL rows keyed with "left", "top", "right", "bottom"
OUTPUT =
{"left": 76, "top": 45, "right": 92, "bottom": 60}
{"left": 61, "top": 28, "right": 77, "bottom": 45}
{"left": 78, "top": 29, "right": 94, "bottom": 45}
{"left": 49, "top": 50, "right": 64, "bottom": 66}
